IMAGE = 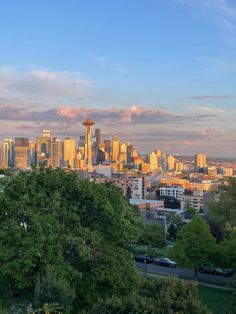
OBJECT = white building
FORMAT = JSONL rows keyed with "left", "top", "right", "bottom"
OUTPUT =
{"left": 159, "top": 186, "right": 185, "bottom": 200}
{"left": 180, "top": 190, "right": 204, "bottom": 212}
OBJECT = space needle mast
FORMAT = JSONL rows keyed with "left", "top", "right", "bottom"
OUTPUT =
{"left": 82, "top": 118, "right": 95, "bottom": 171}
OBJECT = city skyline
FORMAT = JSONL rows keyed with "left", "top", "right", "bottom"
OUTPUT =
{"left": 0, "top": 0, "right": 236, "bottom": 157}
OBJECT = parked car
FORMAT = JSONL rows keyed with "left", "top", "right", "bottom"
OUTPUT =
{"left": 154, "top": 257, "right": 177, "bottom": 268}
{"left": 198, "top": 264, "right": 234, "bottom": 277}
{"left": 134, "top": 255, "right": 153, "bottom": 264}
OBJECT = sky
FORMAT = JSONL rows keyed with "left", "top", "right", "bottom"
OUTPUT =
{"left": 0, "top": 0, "right": 236, "bottom": 157}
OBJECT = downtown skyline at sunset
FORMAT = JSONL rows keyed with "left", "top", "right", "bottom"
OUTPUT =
{"left": 0, "top": 0, "right": 236, "bottom": 157}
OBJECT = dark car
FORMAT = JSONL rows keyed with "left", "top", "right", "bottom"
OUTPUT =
{"left": 154, "top": 257, "right": 177, "bottom": 268}
{"left": 134, "top": 255, "right": 153, "bottom": 264}
{"left": 199, "top": 264, "right": 234, "bottom": 277}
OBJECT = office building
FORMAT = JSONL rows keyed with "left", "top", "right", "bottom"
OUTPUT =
{"left": 51, "top": 138, "right": 62, "bottom": 168}
{"left": 112, "top": 135, "right": 120, "bottom": 162}
{"left": 63, "top": 138, "right": 76, "bottom": 168}
{"left": 36, "top": 130, "right": 52, "bottom": 166}
{"left": 14, "top": 138, "right": 30, "bottom": 169}
{"left": 194, "top": 153, "right": 207, "bottom": 172}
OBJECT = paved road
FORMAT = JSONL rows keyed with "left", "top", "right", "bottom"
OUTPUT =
{"left": 136, "top": 262, "right": 231, "bottom": 286}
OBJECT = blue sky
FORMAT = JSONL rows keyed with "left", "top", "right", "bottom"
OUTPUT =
{"left": 0, "top": 0, "right": 236, "bottom": 156}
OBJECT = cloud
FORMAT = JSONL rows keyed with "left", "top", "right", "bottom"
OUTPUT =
{"left": 176, "top": 0, "right": 236, "bottom": 35}
{"left": 0, "top": 103, "right": 220, "bottom": 127}
{"left": 89, "top": 53, "right": 109, "bottom": 65}
{"left": 0, "top": 67, "right": 91, "bottom": 107}
{"left": 196, "top": 57, "right": 236, "bottom": 72}
{"left": 190, "top": 95, "right": 232, "bottom": 100}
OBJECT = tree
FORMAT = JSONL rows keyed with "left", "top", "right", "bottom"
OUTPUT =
{"left": 88, "top": 277, "right": 211, "bottom": 314}
{"left": 159, "top": 195, "right": 180, "bottom": 209}
{"left": 167, "top": 223, "right": 177, "bottom": 239}
{"left": 140, "top": 222, "right": 165, "bottom": 248}
{"left": 125, "top": 186, "right": 132, "bottom": 199}
{"left": 221, "top": 230, "right": 236, "bottom": 269}
{"left": 225, "top": 293, "right": 236, "bottom": 314}
{"left": 171, "top": 215, "right": 216, "bottom": 278}
{"left": 207, "top": 178, "right": 236, "bottom": 241}
{"left": 0, "top": 168, "right": 143, "bottom": 312}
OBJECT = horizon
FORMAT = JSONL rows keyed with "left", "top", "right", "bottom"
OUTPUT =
{"left": 0, "top": 0, "right": 236, "bottom": 157}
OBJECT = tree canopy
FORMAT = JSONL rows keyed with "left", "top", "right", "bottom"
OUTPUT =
{"left": 0, "top": 168, "right": 143, "bottom": 312}
{"left": 207, "top": 178, "right": 236, "bottom": 241}
{"left": 171, "top": 214, "right": 216, "bottom": 277}
{"left": 88, "top": 277, "right": 210, "bottom": 314}
{"left": 140, "top": 222, "right": 165, "bottom": 248}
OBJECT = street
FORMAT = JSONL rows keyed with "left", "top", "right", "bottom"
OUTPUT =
{"left": 136, "top": 262, "right": 231, "bottom": 286}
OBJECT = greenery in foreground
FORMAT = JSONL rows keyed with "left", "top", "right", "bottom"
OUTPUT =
{"left": 0, "top": 168, "right": 211, "bottom": 313}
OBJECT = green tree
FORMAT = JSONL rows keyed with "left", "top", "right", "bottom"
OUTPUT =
{"left": 225, "top": 293, "right": 236, "bottom": 314}
{"left": 0, "top": 168, "right": 143, "bottom": 312}
{"left": 88, "top": 277, "right": 211, "bottom": 314}
{"left": 140, "top": 222, "right": 165, "bottom": 248}
{"left": 167, "top": 223, "right": 177, "bottom": 239}
{"left": 159, "top": 195, "right": 180, "bottom": 209}
{"left": 171, "top": 215, "right": 216, "bottom": 278}
{"left": 207, "top": 178, "right": 236, "bottom": 241}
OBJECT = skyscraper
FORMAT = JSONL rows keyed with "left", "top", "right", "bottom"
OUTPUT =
{"left": 0, "top": 139, "right": 14, "bottom": 168}
{"left": 194, "top": 153, "right": 207, "bottom": 172}
{"left": 36, "top": 130, "right": 52, "bottom": 166}
{"left": 14, "top": 138, "right": 30, "bottom": 169}
{"left": 51, "top": 138, "right": 62, "bottom": 168}
{"left": 95, "top": 128, "right": 102, "bottom": 145}
{"left": 63, "top": 138, "right": 76, "bottom": 168}
{"left": 149, "top": 152, "right": 158, "bottom": 171}
{"left": 112, "top": 135, "right": 120, "bottom": 162}
{"left": 167, "top": 155, "right": 176, "bottom": 171}
{"left": 82, "top": 118, "right": 95, "bottom": 170}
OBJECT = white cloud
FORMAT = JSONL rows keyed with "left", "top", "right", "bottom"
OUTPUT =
{"left": 0, "top": 67, "right": 91, "bottom": 107}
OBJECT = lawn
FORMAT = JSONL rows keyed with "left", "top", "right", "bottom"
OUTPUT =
{"left": 198, "top": 285, "right": 233, "bottom": 314}
{"left": 134, "top": 244, "right": 173, "bottom": 258}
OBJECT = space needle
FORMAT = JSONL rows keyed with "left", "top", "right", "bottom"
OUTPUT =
{"left": 82, "top": 118, "right": 95, "bottom": 171}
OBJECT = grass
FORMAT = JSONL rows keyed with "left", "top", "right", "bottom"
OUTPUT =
{"left": 198, "top": 285, "right": 233, "bottom": 314}
{"left": 134, "top": 244, "right": 173, "bottom": 258}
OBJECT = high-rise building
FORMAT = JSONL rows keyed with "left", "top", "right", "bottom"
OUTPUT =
{"left": 36, "top": 130, "right": 52, "bottom": 166}
{"left": 149, "top": 152, "right": 158, "bottom": 171}
{"left": 51, "top": 138, "right": 62, "bottom": 168}
{"left": 0, "top": 139, "right": 14, "bottom": 168}
{"left": 112, "top": 135, "right": 120, "bottom": 162}
{"left": 29, "top": 140, "right": 36, "bottom": 166}
{"left": 194, "top": 153, "right": 207, "bottom": 172}
{"left": 63, "top": 138, "right": 76, "bottom": 168}
{"left": 14, "top": 138, "right": 30, "bottom": 169}
{"left": 175, "top": 161, "right": 184, "bottom": 172}
{"left": 167, "top": 155, "right": 176, "bottom": 171}
{"left": 155, "top": 149, "right": 162, "bottom": 157}
{"left": 103, "top": 140, "right": 111, "bottom": 156}
{"left": 119, "top": 143, "right": 127, "bottom": 164}
{"left": 83, "top": 118, "right": 95, "bottom": 170}
{"left": 95, "top": 128, "right": 102, "bottom": 145}
{"left": 127, "top": 143, "right": 134, "bottom": 164}
{"left": 78, "top": 135, "right": 86, "bottom": 148}
{"left": 159, "top": 155, "right": 167, "bottom": 172}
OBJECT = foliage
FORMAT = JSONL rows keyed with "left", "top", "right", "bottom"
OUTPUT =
{"left": 167, "top": 223, "right": 177, "bottom": 239}
{"left": 89, "top": 277, "right": 211, "bottom": 314}
{"left": 207, "top": 178, "right": 236, "bottom": 241}
{"left": 221, "top": 230, "right": 236, "bottom": 269}
{"left": 140, "top": 222, "right": 165, "bottom": 248}
{"left": 0, "top": 168, "right": 143, "bottom": 312}
{"left": 159, "top": 195, "right": 180, "bottom": 209}
{"left": 170, "top": 215, "right": 216, "bottom": 277}
{"left": 225, "top": 293, "right": 236, "bottom": 314}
